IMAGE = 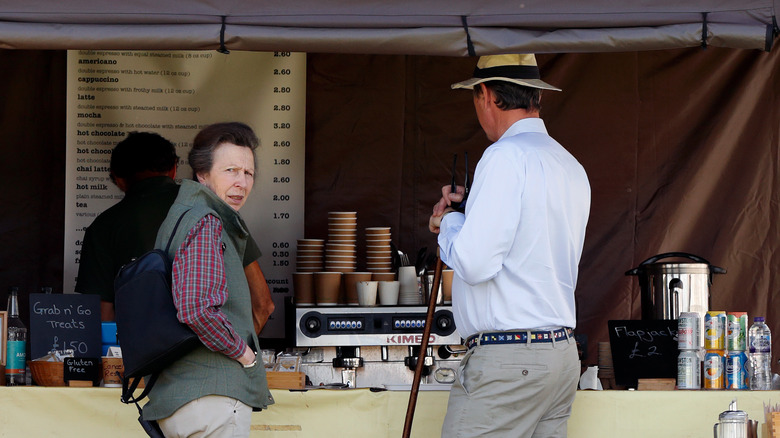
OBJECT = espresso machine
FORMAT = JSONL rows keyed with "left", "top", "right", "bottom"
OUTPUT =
{"left": 294, "top": 305, "right": 464, "bottom": 389}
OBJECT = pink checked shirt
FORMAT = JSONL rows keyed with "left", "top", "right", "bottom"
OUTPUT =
{"left": 171, "top": 214, "right": 246, "bottom": 360}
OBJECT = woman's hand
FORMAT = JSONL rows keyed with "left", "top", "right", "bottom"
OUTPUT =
{"left": 238, "top": 345, "right": 257, "bottom": 368}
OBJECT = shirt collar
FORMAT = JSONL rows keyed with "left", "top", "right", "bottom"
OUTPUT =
{"left": 498, "top": 117, "right": 548, "bottom": 142}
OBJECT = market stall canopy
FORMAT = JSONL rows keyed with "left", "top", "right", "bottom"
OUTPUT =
{"left": 0, "top": 0, "right": 777, "bottom": 53}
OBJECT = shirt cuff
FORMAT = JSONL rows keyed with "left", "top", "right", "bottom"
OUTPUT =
{"left": 441, "top": 210, "right": 465, "bottom": 231}
{"left": 223, "top": 337, "right": 248, "bottom": 360}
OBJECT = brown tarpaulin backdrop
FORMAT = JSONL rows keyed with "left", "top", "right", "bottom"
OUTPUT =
{"left": 1, "top": 47, "right": 779, "bottom": 361}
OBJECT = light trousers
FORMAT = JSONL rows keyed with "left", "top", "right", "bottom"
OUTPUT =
{"left": 158, "top": 395, "right": 252, "bottom": 438}
{"left": 441, "top": 335, "right": 580, "bottom": 437}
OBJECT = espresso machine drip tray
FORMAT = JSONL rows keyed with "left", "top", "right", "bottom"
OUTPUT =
{"left": 295, "top": 305, "right": 460, "bottom": 347}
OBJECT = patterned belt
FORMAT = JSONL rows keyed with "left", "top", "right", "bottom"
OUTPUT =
{"left": 465, "top": 327, "right": 573, "bottom": 349}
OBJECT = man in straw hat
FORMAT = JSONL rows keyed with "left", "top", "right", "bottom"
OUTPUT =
{"left": 429, "top": 54, "right": 590, "bottom": 437}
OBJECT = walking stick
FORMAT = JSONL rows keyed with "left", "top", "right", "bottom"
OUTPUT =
{"left": 402, "top": 252, "right": 444, "bottom": 438}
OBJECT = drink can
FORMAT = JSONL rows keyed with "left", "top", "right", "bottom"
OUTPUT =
{"left": 703, "top": 350, "right": 725, "bottom": 389}
{"left": 725, "top": 351, "right": 748, "bottom": 390}
{"left": 705, "top": 311, "right": 727, "bottom": 350}
{"left": 678, "top": 312, "right": 700, "bottom": 350}
{"left": 677, "top": 350, "right": 701, "bottom": 390}
{"left": 726, "top": 312, "right": 748, "bottom": 351}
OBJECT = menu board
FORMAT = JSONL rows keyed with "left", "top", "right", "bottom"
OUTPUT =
{"left": 607, "top": 319, "right": 679, "bottom": 388}
{"left": 64, "top": 50, "right": 306, "bottom": 337}
{"left": 29, "top": 293, "right": 102, "bottom": 360}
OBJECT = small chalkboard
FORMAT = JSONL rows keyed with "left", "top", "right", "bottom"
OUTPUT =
{"left": 607, "top": 320, "right": 679, "bottom": 388}
{"left": 64, "top": 357, "right": 100, "bottom": 385}
{"left": 29, "top": 293, "right": 102, "bottom": 360}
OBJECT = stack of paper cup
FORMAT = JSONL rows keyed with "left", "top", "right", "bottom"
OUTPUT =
{"left": 343, "top": 272, "right": 372, "bottom": 305}
{"left": 398, "top": 265, "right": 421, "bottom": 305}
{"left": 326, "top": 212, "right": 357, "bottom": 273}
{"left": 325, "top": 242, "right": 357, "bottom": 273}
{"left": 296, "top": 239, "right": 324, "bottom": 272}
{"left": 365, "top": 227, "right": 392, "bottom": 273}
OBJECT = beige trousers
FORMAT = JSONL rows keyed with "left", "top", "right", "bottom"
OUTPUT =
{"left": 157, "top": 395, "right": 252, "bottom": 438}
{"left": 441, "top": 334, "right": 579, "bottom": 437}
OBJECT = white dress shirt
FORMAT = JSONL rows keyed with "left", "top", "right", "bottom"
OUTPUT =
{"left": 438, "top": 117, "right": 590, "bottom": 338}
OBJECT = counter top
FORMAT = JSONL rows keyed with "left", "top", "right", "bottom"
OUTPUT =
{"left": 1, "top": 387, "right": 778, "bottom": 437}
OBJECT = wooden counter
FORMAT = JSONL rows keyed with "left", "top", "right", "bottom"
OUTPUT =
{"left": 1, "top": 387, "right": 779, "bottom": 437}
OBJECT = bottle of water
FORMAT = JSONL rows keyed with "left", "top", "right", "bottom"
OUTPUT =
{"left": 748, "top": 316, "right": 772, "bottom": 390}
{"left": 5, "top": 286, "right": 28, "bottom": 386}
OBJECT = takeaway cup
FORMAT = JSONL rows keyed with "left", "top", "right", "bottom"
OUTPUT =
{"left": 398, "top": 266, "right": 418, "bottom": 293}
{"left": 328, "top": 211, "right": 357, "bottom": 219}
{"left": 378, "top": 281, "right": 400, "bottom": 305}
{"left": 442, "top": 269, "right": 454, "bottom": 303}
{"left": 372, "top": 272, "right": 396, "bottom": 281}
{"left": 357, "top": 281, "right": 378, "bottom": 306}
{"left": 314, "top": 272, "right": 342, "bottom": 305}
{"left": 293, "top": 272, "right": 315, "bottom": 306}
{"left": 343, "top": 272, "right": 372, "bottom": 305}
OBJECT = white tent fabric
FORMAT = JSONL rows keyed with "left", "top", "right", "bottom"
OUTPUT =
{"left": 0, "top": 0, "right": 777, "bottom": 53}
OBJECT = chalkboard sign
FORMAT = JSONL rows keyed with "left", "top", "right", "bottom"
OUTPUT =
{"left": 64, "top": 357, "right": 100, "bottom": 385}
{"left": 607, "top": 320, "right": 679, "bottom": 388}
{"left": 29, "top": 293, "right": 101, "bottom": 360}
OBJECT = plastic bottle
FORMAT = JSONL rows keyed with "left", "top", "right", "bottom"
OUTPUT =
{"left": 748, "top": 316, "right": 772, "bottom": 390}
{"left": 5, "top": 287, "right": 28, "bottom": 386}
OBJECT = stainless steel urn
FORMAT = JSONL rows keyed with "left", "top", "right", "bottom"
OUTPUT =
{"left": 626, "top": 252, "right": 726, "bottom": 347}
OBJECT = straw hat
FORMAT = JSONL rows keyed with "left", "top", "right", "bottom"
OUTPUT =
{"left": 451, "top": 54, "right": 561, "bottom": 92}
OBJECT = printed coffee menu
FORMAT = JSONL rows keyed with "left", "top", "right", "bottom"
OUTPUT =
{"left": 65, "top": 50, "right": 305, "bottom": 337}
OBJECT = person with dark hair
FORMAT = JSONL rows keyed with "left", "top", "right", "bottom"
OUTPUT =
{"left": 429, "top": 54, "right": 591, "bottom": 437}
{"left": 76, "top": 132, "right": 180, "bottom": 321}
{"left": 143, "top": 122, "right": 273, "bottom": 437}
{"left": 108, "top": 131, "right": 180, "bottom": 188}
